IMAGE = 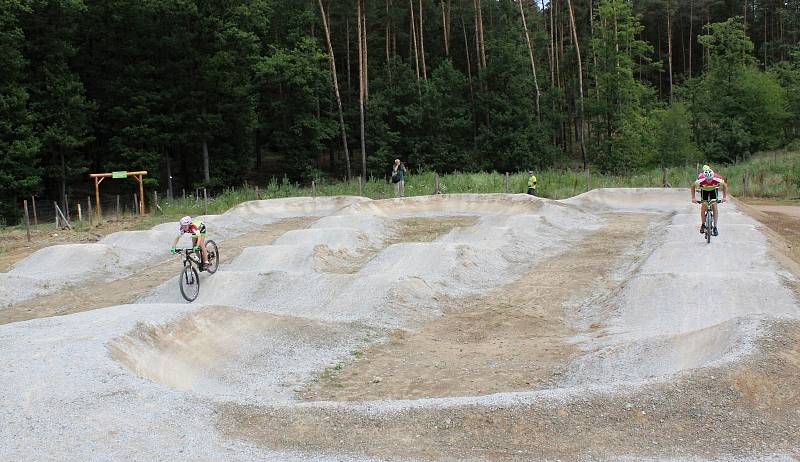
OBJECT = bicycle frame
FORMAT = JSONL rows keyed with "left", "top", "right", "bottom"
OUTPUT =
{"left": 697, "top": 197, "right": 720, "bottom": 243}
{"left": 176, "top": 248, "right": 202, "bottom": 268}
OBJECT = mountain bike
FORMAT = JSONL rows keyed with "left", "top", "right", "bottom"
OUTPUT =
{"left": 176, "top": 240, "right": 219, "bottom": 302}
{"left": 695, "top": 198, "right": 721, "bottom": 244}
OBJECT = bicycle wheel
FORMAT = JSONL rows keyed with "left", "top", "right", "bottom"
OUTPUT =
{"left": 705, "top": 212, "right": 713, "bottom": 244}
{"left": 179, "top": 264, "right": 200, "bottom": 302}
{"left": 205, "top": 240, "right": 219, "bottom": 274}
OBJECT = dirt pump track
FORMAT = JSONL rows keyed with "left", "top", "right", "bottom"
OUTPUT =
{"left": 0, "top": 191, "right": 798, "bottom": 462}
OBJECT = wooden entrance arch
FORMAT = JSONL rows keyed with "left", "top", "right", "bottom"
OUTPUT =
{"left": 89, "top": 171, "right": 147, "bottom": 218}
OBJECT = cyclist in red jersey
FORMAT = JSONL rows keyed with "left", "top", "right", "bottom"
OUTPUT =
{"left": 690, "top": 165, "right": 728, "bottom": 236}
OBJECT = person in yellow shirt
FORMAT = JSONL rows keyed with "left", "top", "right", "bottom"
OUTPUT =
{"left": 527, "top": 170, "right": 537, "bottom": 196}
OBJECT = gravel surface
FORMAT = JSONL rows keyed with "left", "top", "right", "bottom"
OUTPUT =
{"left": 1, "top": 190, "right": 798, "bottom": 461}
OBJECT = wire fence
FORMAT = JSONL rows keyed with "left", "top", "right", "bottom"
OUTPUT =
{"left": 14, "top": 187, "right": 216, "bottom": 232}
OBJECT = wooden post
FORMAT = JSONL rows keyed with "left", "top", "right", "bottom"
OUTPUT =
{"left": 23, "top": 200, "right": 31, "bottom": 242}
{"left": 661, "top": 167, "right": 671, "bottom": 188}
{"left": 94, "top": 176, "right": 102, "bottom": 219}
{"left": 434, "top": 174, "right": 441, "bottom": 195}
{"left": 312, "top": 180, "right": 316, "bottom": 198}
{"left": 153, "top": 191, "right": 159, "bottom": 213}
{"left": 358, "top": 177, "right": 363, "bottom": 196}
{"left": 77, "top": 203, "right": 83, "bottom": 222}
{"left": 65, "top": 194, "right": 70, "bottom": 221}
{"left": 203, "top": 188, "right": 208, "bottom": 215}
{"left": 54, "top": 201, "right": 59, "bottom": 228}
{"left": 182, "top": 188, "right": 186, "bottom": 200}
{"left": 504, "top": 172, "right": 509, "bottom": 193}
{"left": 584, "top": 167, "right": 590, "bottom": 192}
{"left": 134, "top": 193, "right": 138, "bottom": 215}
{"left": 116, "top": 195, "right": 120, "bottom": 220}
{"left": 740, "top": 172, "right": 746, "bottom": 196}
{"left": 31, "top": 195, "right": 38, "bottom": 225}
{"left": 255, "top": 185, "right": 261, "bottom": 199}
{"left": 54, "top": 202, "right": 71, "bottom": 229}
{"left": 785, "top": 175, "right": 791, "bottom": 199}
{"left": 137, "top": 174, "right": 144, "bottom": 216}
{"left": 87, "top": 196, "right": 93, "bottom": 226}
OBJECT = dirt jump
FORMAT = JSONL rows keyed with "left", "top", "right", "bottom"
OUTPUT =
{"left": 1, "top": 189, "right": 798, "bottom": 461}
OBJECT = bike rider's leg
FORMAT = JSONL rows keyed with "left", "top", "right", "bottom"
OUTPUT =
{"left": 700, "top": 202, "right": 707, "bottom": 233}
{"left": 197, "top": 235, "right": 209, "bottom": 266}
{"left": 712, "top": 201, "right": 719, "bottom": 235}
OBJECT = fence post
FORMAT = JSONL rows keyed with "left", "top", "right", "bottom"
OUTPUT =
{"left": 23, "top": 200, "right": 31, "bottom": 242}
{"left": 53, "top": 202, "right": 71, "bottom": 229}
{"left": 87, "top": 196, "right": 93, "bottom": 226}
{"left": 54, "top": 201, "right": 59, "bottom": 228}
{"left": 661, "top": 167, "right": 671, "bottom": 188}
{"left": 134, "top": 193, "right": 138, "bottom": 215}
{"left": 357, "top": 177, "right": 363, "bottom": 196}
{"left": 116, "top": 195, "right": 120, "bottom": 220}
{"left": 203, "top": 188, "right": 208, "bottom": 215}
{"left": 153, "top": 191, "right": 159, "bottom": 213}
{"left": 743, "top": 172, "right": 749, "bottom": 197}
{"left": 434, "top": 174, "right": 441, "bottom": 195}
{"left": 504, "top": 172, "right": 509, "bottom": 193}
{"left": 785, "top": 175, "right": 791, "bottom": 199}
{"left": 311, "top": 180, "right": 316, "bottom": 198}
{"left": 65, "top": 194, "right": 70, "bottom": 221}
{"left": 255, "top": 185, "right": 260, "bottom": 199}
{"left": 31, "top": 195, "right": 38, "bottom": 225}
{"left": 77, "top": 203, "right": 83, "bottom": 222}
{"left": 584, "top": 167, "right": 590, "bottom": 192}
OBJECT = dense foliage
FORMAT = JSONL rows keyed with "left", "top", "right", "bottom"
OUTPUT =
{"left": 1, "top": 0, "right": 799, "bottom": 224}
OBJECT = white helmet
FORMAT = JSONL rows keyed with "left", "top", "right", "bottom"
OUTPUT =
{"left": 179, "top": 216, "right": 192, "bottom": 226}
{"left": 703, "top": 169, "right": 714, "bottom": 180}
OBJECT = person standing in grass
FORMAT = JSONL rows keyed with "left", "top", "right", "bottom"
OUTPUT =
{"left": 527, "top": 170, "right": 537, "bottom": 196}
{"left": 392, "top": 159, "right": 406, "bottom": 197}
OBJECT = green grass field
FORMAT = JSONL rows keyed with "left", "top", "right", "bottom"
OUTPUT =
{"left": 3, "top": 150, "right": 798, "bottom": 236}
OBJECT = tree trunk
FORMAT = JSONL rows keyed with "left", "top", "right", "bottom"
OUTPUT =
{"left": 419, "top": 0, "right": 427, "bottom": 81}
{"left": 566, "top": 0, "right": 586, "bottom": 170}
{"left": 476, "top": 0, "right": 486, "bottom": 68}
{"left": 358, "top": 0, "right": 367, "bottom": 180}
{"left": 689, "top": 0, "right": 692, "bottom": 76}
{"left": 319, "top": 0, "right": 352, "bottom": 180}
{"left": 763, "top": 4, "right": 768, "bottom": 66}
{"left": 410, "top": 0, "right": 421, "bottom": 82}
{"left": 743, "top": 0, "right": 747, "bottom": 30}
{"left": 386, "top": 0, "right": 391, "bottom": 68}
{"left": 461, "top": 9, "right": 477, "bottom": 149}
{"left": 346, "top": 18, "right": 352, "bottom": 94}
{"left": 442, "top": 0, "right": 451, "bottom": 56}
{"left": 667, "top": 3, "right": 673, "bottom": 101}
{"left": 517, "top": 0, "right": 541, "bottom": 119}
{"left": 60, "top": 150, "right": 67, "bottom": 215}
{"left": 362, "top": 0, "right": 368, "bottom": 100}
{"left": 166, "top": 154, "right": 173, "bottom": 200}
{"left": 202, "top": 140, "right": 210, "bottom": 182}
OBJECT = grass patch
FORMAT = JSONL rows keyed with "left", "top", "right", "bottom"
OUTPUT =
{"left": 3, "top": 150, "right": 797, "bottom": 239}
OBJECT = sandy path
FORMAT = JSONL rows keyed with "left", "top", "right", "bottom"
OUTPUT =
{"left": 301, "top": 213, "right": 655, "bottom": 401}
{"left": 751, "top": 205, "right": 800, "bottom": 219}
{"left": 0, "top": 217, "right": 318, "bottom": 325}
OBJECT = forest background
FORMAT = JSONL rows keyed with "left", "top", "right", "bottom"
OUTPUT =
{"left": 1, "top": 0, "right": 799, "bottom": 225}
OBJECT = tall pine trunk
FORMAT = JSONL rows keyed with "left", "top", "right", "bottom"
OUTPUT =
{"left": 566, "top": 0, "right": 586, "bottom": 170}
{"left": 319, "top": 0, "right": 352, "bottom": 180}
{"left": 357, "top": 0, "right": 367, "bottom": 179}
{"left": 410, "top": 0, "right": 421, "bottom": 83}
{"left": 667, "top": 2, "right": 673, "bottom": 101}
{"left": 517, "top": 0, "right": 540, "bottom": 119}
{"left": 202, "top": 140, "right": 210, "bottom": 182}
{"left": 419, "top": 0, "right": 427, "bottom": 80}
